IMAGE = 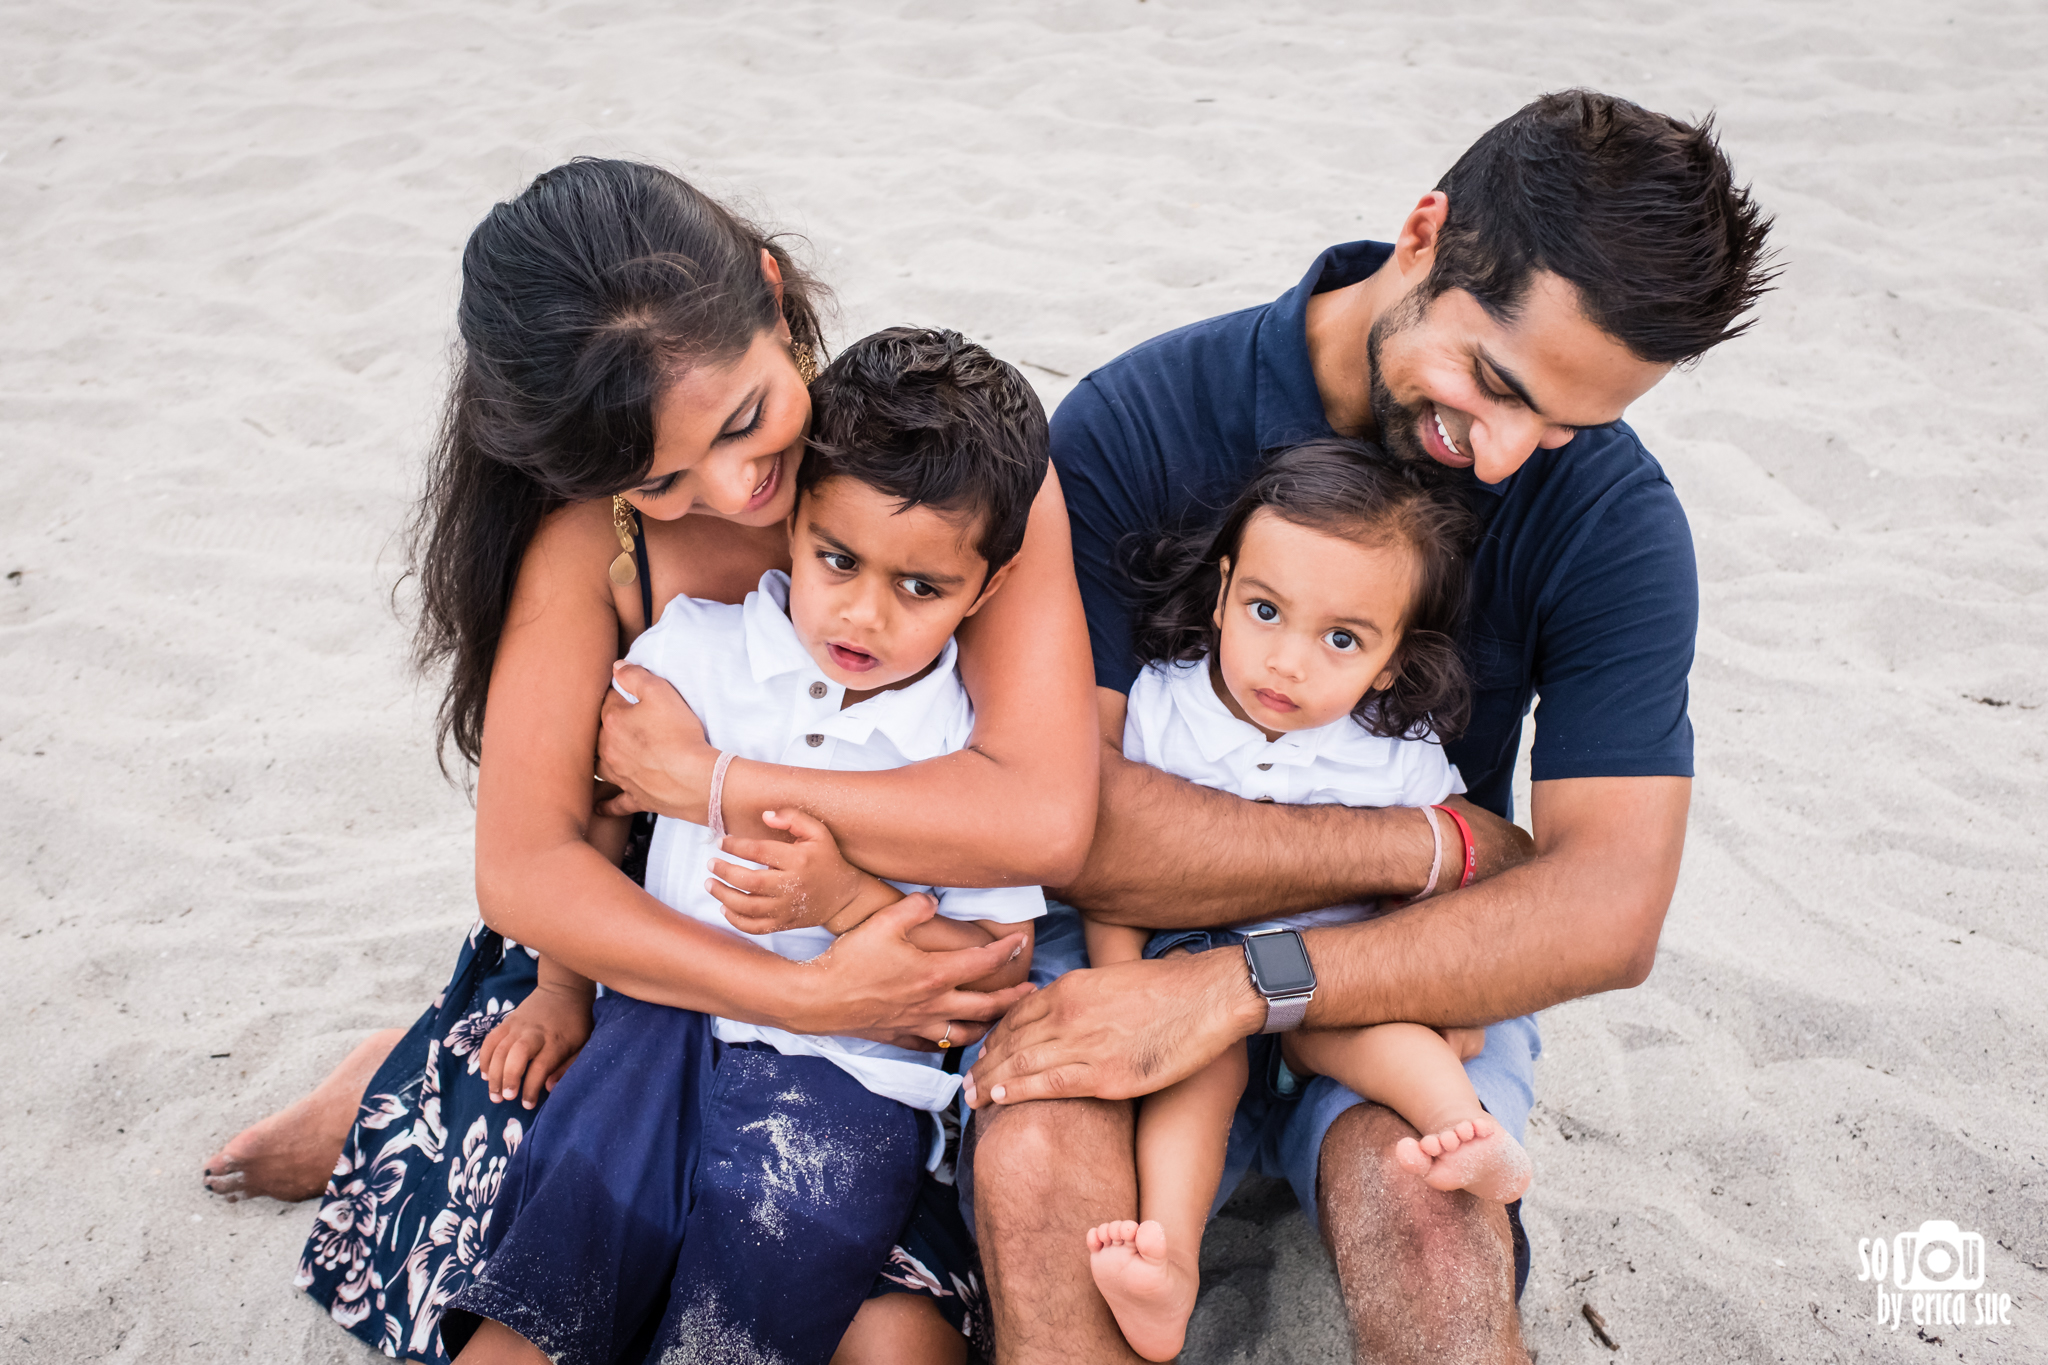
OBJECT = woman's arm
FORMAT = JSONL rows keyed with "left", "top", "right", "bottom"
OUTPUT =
{"left": 597, "top": 465, "right": 1100, "bottom": 888}
{"left": 473, "top": 501, "right": 1030, "bottom": 1041}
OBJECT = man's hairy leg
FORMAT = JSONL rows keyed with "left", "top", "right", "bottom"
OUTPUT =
{"left": 972, "top": 1098, "right": 1145, "bottom": 1364}
{"left": 1319, "top": 1102, "right": 1529, "bottom": 1365}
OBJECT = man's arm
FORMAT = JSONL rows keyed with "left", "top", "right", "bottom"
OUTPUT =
{"left": 1054, "top": 688, "right": 1532, "bottom": 923}
{"left": 968, "top": 773, "right": 1688, "bottom": 1106}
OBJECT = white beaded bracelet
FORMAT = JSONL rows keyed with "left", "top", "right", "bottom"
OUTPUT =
{"left": 1417, "top": 803, "right": 1445, "bottom": 899}
{"left": 707, "top": 750, "right": 736, "bottom": 841}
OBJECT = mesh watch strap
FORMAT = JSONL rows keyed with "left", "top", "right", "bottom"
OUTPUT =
{"left": 1258, "top": 992, "right": 1313, "bottom": 1034}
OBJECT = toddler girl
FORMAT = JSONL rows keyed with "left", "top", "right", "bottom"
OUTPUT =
{"left": 1081, "top": 438, "right": 1533, "bottom": 1362}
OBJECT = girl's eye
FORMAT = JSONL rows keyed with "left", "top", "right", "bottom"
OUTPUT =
{"left": 1326, "top": 630, "right": 1358, "bottom": 653}
{"left": 1250, "top": 600, "right": 1279, "bottom": 623}
{"left": 822, "top": 551, "right": 856, "bottom": 573}
{"left": 900, "top": 578, "right": 939, "bottom": 600}
{"left": 634, "top": 472, "right": 681, "bottom": 498}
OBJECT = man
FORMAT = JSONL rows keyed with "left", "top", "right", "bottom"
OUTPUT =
{"left": 964, "top": 90, "right": 1776, "bottom": 1363}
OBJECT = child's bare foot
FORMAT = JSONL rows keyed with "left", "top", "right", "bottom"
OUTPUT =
{"left": 1392, "top": 1113, "right": 1532, "bottom": 1203}
{"left": 1086, "top": 1219, "right": 1196, "bottom": 1362}
{"left": 201, "top": 1028, "right": 403, "bottom": 1202}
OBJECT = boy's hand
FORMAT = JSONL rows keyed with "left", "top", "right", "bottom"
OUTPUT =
{"left": 706, "top": 808, "right": 868, "bottom": 935}
{"left": 477, "top": 981, "right": 594, "bottom": 1110}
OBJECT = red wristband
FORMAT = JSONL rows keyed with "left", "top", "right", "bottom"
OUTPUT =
{"left": 1432, "top": 803, "right": 1476, "bottom": 890}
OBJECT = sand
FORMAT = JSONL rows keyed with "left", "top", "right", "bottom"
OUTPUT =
{"left": 2, "top": 1, "right": 2044, "bottom": 1361}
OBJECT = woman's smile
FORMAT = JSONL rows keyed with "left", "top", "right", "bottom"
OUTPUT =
{"left": 740, "top": 449, "right": 786, "bottom": 514}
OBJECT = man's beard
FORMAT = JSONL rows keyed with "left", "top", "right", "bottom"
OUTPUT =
{"left": 1364, "top": 288, "right": 1476, "bottom": 488}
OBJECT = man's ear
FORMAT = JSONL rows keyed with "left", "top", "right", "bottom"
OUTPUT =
{"left": 1393, "top": 191, "right": 1449, "bottom": 283}
{"left": 1211, "top": 555, "right": 1233, "bottom": 631}
{"left": 962, "top": 558, "right": 1016, "bottom": 617}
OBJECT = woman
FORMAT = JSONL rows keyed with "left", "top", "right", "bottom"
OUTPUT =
{"left": 209, "top": 159, "right": 1097, "bottom": 1363}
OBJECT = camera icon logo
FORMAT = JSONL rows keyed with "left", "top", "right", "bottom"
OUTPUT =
{"left": 1892, "top": 1221, "right": 1985, "bottom": 1292}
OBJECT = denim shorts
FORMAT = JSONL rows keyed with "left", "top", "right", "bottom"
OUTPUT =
{"left": 1002, "top": 905, "right": 1540, "bottom": 1296}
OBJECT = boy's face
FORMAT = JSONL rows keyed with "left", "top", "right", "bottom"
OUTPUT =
{"left": 786, "top": 475, "right": 1009, "bottom": 695}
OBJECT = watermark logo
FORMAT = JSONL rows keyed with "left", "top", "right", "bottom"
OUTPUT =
{"left": 1857, "top": 1220, "right": 2013, "bottom": 1332}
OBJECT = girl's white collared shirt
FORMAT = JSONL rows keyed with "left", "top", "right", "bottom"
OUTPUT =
{"left": 1123, "top": 657, "right": 1465, "bottom": 934}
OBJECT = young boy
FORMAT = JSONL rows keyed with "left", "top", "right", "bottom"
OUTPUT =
{"left": 447, "top": 328, "right": 1048, "bottom": 1365}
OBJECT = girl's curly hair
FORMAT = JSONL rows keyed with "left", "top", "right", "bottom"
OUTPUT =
{"left": 1127, "top": 438, "right": 1481, "bottom": 741}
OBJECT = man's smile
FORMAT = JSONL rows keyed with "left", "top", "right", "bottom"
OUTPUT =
{"left": 1422, "top": 403, "right": 1474, "bottom": 469}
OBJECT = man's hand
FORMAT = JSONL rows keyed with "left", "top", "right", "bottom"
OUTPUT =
{"left": 597, "top": 662, "right": 716, "bottom": 821}
{"left": 964, "top": 948, "right": 1267, "bottom": 1108}
{"left": 705, "top": 808, "right": 868, "bottom": 935}
{"left": 477, "top": 979, "right": 594, "bottom": 1110}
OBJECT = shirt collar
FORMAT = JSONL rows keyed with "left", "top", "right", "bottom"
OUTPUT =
{"left": 741, "top": 570, "right": 964, "bottom": 758}
{"left": 1253, "top": 240, "right": 1394, "bottom": 454}
{"left": 742, "top": 571, "right": 818, "bottom": 683}
{"left": 1170, "top": 659, "right": 1355, "bottom": 768}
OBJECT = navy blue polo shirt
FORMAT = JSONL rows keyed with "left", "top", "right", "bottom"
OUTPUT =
{"left": 1053, "top": 241, "right": 1697, "bottom": 820}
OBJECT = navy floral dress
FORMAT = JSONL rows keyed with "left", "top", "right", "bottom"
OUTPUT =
{"left": 297, "top": 929, "right": 989, "bottom": 1362}
{"left": 297, "top": 921, "right": 539, "bottom": 1362}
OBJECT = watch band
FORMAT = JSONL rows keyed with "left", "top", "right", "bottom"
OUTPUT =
{"left": 1243, "top": 928, "right": 1315, "bottom": 1034}
{"left": 1259, "top": 991, "right": 1313, "bottom": 1034}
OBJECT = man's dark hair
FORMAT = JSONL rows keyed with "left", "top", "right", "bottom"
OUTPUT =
{"left": 801, "top": 327, "right": 1049, "bottom": 575}
{"left": 1426, "top": 89, "right": 1778, "bottom": 365}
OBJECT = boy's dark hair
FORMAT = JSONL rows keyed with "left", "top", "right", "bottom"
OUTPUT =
{"left": 1427, "top": 89, "right": 1778, "bottom": 365}
{"left": 1129, "top": 439, "right": 1479, "bottom": 742}
{"left": 801, "top": 327, "right": 1049, "bottom": 576}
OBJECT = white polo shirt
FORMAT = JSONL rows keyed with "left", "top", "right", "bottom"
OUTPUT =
{"left": 1124, "top": 657, "right": 1465, "bottom": 934}
{"left": 621, "top": 570, "right": 1045, "bottom": 1114}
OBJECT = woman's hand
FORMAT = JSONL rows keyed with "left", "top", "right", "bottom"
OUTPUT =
{"left": 705, "top": 809, "right": 870, "bottom": 935}
{"left": 597, "top": 662, "right": 717, "bottom": 821}
{"left": 785, "top": 891, "right": 1035, "bottom": 1046}
{"left": 477, "top": 977, "right": 595, "bottom": 1110}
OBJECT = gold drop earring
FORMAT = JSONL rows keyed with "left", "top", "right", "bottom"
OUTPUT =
{"left": 792, "top": 340, "right": 819, "bottom": 383}
{"left": 609, "top": 494, "right": 639, "bottom": 586}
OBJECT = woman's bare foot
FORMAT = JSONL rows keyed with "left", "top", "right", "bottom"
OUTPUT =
{"left": 1085, "top": 1219, "right": 1196, "bottom": 1363}
{"left": 1392, "top": 1113, "right": 1532, "bottom": 1204}
{"left": 202, "top": 1028, "right": 405, "bottom": 1202}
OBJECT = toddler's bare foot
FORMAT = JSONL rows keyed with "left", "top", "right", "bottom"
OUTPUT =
{"left": 202, "top": 1028, "right": 403, "bottom": 1202}
{"left": 1086, "top": 1219, "right": 1196, "bottom": 1363}
{"left": 1392, "top": 1113, "right": 1532, "bottom": 1204}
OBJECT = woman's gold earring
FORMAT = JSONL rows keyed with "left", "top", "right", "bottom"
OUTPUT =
{"left": 609, "top": 495, "right": 639, "bottom": 587}
{"left": 792, "top": 340, "right": 819, "bottom": 384}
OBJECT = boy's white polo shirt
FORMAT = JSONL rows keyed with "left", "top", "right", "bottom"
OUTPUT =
{"left": 620, "top": 570, "right": 1044, "bottom": 1115}
{"left": 1123, "top": 658, "right": 1465, "bottom": 933}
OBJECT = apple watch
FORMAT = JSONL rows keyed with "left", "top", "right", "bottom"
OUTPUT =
{"left": 1242, "top": 928, "right": 1316, "bottom": 1034}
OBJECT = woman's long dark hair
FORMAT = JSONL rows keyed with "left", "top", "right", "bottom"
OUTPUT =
{"left": 408, "top": 159, "right": 827, "bottom": 772}
{"left": 1128, "top": 438, "right": 1481, "bottom": 741}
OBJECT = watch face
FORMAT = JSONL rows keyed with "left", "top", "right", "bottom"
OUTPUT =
{"left": 1246, "top": 931, "right": 1315, "bottom": 996}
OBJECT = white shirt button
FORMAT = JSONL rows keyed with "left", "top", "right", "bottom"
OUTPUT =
{"left": 1256, "top": 762, "right": 1272, "bottom": 770}
{"left": 809, "top": 681, "right": 827, "bottom": 699}
{"left": 805, "top": 733, "right": 824, "bottom": 747}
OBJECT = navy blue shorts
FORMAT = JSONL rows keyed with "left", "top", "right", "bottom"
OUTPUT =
{"left": 445, "top": 993, "right": 925, "bottom": 1365}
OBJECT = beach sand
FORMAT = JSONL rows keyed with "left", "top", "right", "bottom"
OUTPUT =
{"left": 2, "top": 2, "right": 2043, "bottom": 1361}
